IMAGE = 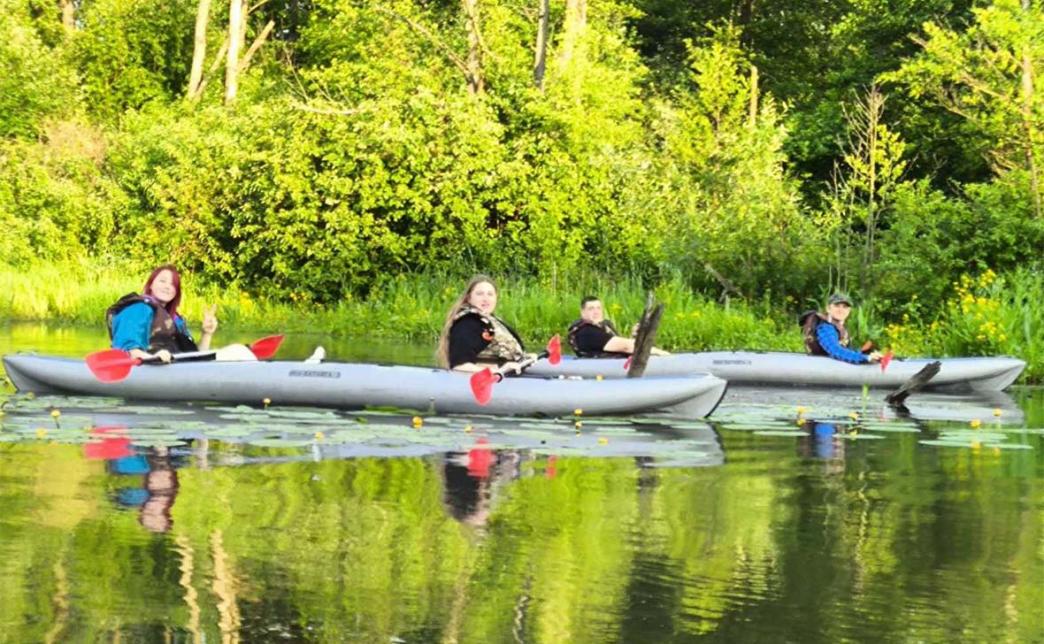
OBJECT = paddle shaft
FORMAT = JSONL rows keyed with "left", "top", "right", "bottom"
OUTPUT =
{"left": 628, "top": 295, "right": 664, "bottom": 378}
{"left": 138, "top": 350, "right": 216, "bottom": 364}
{"left": 885, "top": 361, "right": 942, "bottom": 406}
{"left": 86, "top": 334, "right": 284, "bottom": 383}
{"left": 489, "top": 349, "right": 550, "bottom": 382}
{"left": 468, "top": 335, "right": 561, "bottom": 405}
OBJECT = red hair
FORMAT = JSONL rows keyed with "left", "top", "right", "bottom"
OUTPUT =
{"left": 143, "top": 264, "right": 183, "bottom": 319}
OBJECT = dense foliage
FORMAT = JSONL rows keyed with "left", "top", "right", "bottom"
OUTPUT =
{"left": 0, "top": 0, "right": 1041, "bottom": 349}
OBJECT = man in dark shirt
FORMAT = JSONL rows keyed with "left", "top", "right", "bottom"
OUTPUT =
{"left": 568, "top": 296, "right": 669, "bottom": 357}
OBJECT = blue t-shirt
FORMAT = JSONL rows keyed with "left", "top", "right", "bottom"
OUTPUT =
{"left": 815, "top": 322, "right": 869, "bottom": 364}
{"left": 110, "top": 302, "right": 190, "bottom": 351}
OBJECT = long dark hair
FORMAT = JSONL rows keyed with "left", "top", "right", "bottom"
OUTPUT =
{"left": 142, "top": 264, "right": 183, "bottom": 319}
{"left": 435, "top": 274, "right": 497, "bottom": 368}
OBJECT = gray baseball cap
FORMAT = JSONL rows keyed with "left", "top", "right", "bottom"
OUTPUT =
{"left": 828, "top": 293, "right": 853, "bottom": 306}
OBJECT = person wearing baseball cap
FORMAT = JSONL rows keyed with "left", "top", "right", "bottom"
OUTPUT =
{"left": 797, "top": 293, "right": 883, "bottom": 364}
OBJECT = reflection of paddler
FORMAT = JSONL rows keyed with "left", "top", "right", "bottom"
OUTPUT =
{"left": 139, "top": 447, "right": 179, "bottom": 533}
{"left": 441, "top": 442, "right": 521, "bottom": 527}
{"left": 797, "top": 420, "right": 844, "bottom": 461}
{"left": 85, "top": 429, "right": 181, "bottom": 533}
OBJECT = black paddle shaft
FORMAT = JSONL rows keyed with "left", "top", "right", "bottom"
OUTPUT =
{"left": 885, "top": 361, "right": 942, "bottom": 406}
{"left": 628, "top": 293, "right": 664, "bottom": 379}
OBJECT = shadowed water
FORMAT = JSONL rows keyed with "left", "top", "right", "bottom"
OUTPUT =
{"left": 1, "top": 323, "right": 1042, "bottom": 642}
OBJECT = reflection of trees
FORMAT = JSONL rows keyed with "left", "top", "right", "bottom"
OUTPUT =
{"left": 451, "top": 458, "right": 642, "bottom": 643}
{"left": 0, "top": 441, "right": 1041, "bottom": 641}
{"left": 634, "top": 460, "right": 785, "bottom": 639}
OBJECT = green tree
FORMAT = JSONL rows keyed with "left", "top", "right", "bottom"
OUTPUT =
{"left": 885, "top": 0, "right": 1044, "bottom": 216}
{"left": 0, "top": 3, "right": 78, "bottom": 138}
{"left": 652, "top": 25, "right": 820, "bottom": 299}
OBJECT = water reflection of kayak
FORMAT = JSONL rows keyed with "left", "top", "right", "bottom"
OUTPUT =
{"left": 3, "top": 354, "right": 726, "bottom": 418}
{"left": 719, "top": 387, "right": 1026, "bottom": 426}
{"left": 528, "top": 351, "right": 1025, "bottom": 392}
{"left": 0, "top": 400, "right": 726, "bottom": 468}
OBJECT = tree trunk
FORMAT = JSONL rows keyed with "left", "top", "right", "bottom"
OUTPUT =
{"left": 238, "top": 0, "right": 249, "bottom": 59}
{"left": 60, "top": 0, "right": 75, "bottom": 32}
{"left": 461, "top": 0, "right": 484, "bottom": 94}
{"left": 748, "top": 65, "right": 759, "bottom": 127}
{"left": 1020, "top": 0, "right": 1041, "bottom": 217}
{"left": 861, "top": 88, "right": 883, "bottom": 296}
{"left": 238, "top": 19, "right": 275, "bottom": 73}
{"left": 559, "top": 0, "right": 587, "bottom": 68}
{"left": 196, "top": 35, "right": 229, "bottom": 98}
{"left": 187, "top": 0, "right": 212, "bottom": 101}
{"left": 224, "top": 0, "right": 243, "bottom": 104}
{"left": 533, "top": 0, "right": 549, "bottom": 89}
{"left": 738, "top": 0, "right": 755, "bottom": 46}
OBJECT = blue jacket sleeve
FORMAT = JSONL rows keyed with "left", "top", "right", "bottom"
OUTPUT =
{"left": 110, "top": 303, "right": 154, "bottom": 351}
{"left": 816, "top": 323, "right": 870, "bottom": 364}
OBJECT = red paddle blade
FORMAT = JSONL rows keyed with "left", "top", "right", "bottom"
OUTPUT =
{"left": 469, "top": 368, "right": 496, "bottom": 405}
{"left": 249, "top": 334, "right": 285, "bottom": 359}
{"left": 880, "top": 351, "right": 894, "bottom": 372}
{"left": 547, "top": 334, "right": 562, "bottom": 365}
{"left": 85, "top": 349, "right": 140, "bottom": 383}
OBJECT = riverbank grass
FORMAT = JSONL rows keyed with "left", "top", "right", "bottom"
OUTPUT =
{"left": 1, "top": 261, "right": 1039, "bottom": 381}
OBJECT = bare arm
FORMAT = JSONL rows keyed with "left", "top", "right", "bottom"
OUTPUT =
{"left": 453, "top": 360, "right": 527, "bottom": 375}
{"left": 603, "top": 336, "right": 669, "bottom": 356}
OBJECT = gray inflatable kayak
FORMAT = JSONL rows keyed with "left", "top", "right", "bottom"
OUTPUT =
{"left": 527, "top": 351, "right": 1025, "bottom": 392}
{"left": 2, "top": 354, "right": 727, "bottom": 418}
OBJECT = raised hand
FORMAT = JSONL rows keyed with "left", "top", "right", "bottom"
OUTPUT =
{"left": 199, "top": 304, "right": 218, "bottom": 350}
{"left": 202, "top": 304, "right": 219, "bottom": 335}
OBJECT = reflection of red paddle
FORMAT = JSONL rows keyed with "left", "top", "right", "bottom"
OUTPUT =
{"left": 86, "top": 334, "right": 285, "bottom": 383}
{"left": 469, "top": 335, "right": 561, "bottom": 405}
{"left": 467, "top": 438, "right": 494, "bottom": 478}
{"left": 84, "top": 426, "right": 132, "bottom": 460}
{"left": 880, "top": 350, "right": 894, "bottom": 372}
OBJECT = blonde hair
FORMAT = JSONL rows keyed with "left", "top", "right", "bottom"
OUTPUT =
{"left": 435, "top": 274, "right": 497, "bottom": 368}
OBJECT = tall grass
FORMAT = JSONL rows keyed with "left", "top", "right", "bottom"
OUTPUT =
{"left": 1, "top": 260, "right": 1040, "bottom": 381}
{"left": 0, "top": 261, "right": 798, "bottom": 346}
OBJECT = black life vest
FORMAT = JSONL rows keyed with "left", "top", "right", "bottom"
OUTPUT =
{"left": 106, "top": 293, "right": 198, "bottom": 354}
{"left": 798, "top": 310, "right": 850, "bottom": 356}
{"left": 567, "top": 318, "right": 625, "bottom": 358}
{"left": 452, "top": 306, "right": 526, "bottom": 364}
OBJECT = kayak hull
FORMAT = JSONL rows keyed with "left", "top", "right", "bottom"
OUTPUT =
{"left": 527, "top": 351, "right": 1026, "bottom": 392}
{"left": 2, "top": 354, "right": 728, "bottom": 418}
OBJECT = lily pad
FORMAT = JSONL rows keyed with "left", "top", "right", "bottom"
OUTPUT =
{"left": 720, "top": 423, "right": 799, "bottom": 432}
{"left": 855, "top": 422, "right": 921, "bottom": 433}
{"left": 247, "top": 438, "right": 316, "bottom": 448}
{"left": 130, "top": 439, "right": 187, "bottom": 448}
{"left": 920, "top": 439, "right": 1032, "bottom": 450}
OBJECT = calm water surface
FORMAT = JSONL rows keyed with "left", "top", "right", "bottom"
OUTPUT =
{"left": 1, "top": 323, "right": 1042, "bottom": 643}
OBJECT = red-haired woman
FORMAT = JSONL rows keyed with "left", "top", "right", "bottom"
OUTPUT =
{"left": 106, "top": 265, "right": 218, "bottom": 363}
